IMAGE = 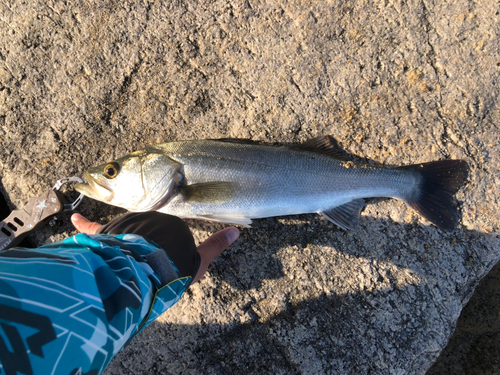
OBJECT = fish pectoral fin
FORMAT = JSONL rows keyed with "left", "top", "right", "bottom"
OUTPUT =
{"left": 181, "top": 182, "right": 240, "bottom": 203}
{"left": 195, "top": 214, "right": 252, "bottom": 227}
{"left": 319, "top": 199, "right": 365, "bottom": 230}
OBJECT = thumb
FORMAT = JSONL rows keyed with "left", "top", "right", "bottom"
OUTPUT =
{"left": 197, "top": 227, "right": 240, "bottom": 260}
{"left": 192, "top": 227, "right": 239, "bottom": 283}
{"left": 71, "top": 213, "right": 103, "bottom": 234}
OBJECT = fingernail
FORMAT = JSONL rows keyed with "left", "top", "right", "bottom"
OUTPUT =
{"left": 71, "top": 213, "right": 83, "bottom": 223}
{"left": 225, "top": 227, "right": 239, "bottom": 244}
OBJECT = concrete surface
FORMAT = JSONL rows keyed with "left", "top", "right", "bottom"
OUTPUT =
{"left": 0, "top": 0, "right": 499, "bottom": 374}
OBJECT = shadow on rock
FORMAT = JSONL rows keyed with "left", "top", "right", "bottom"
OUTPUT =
{"left": 199, "top": 212, "right": 492, "bottom": 294}
{"left": 108, "top": 225, "right": 498, "bottom": 375}
{"left": 427, "top": 260, "right": 500, "bottom": 375}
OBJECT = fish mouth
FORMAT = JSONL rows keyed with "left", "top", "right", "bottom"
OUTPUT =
{"left": 75, "top": 172, "right": 114, "bottom": 202}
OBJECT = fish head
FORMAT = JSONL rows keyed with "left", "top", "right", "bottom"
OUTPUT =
{"left": 75, "top": 149, "right": 181, "bottom": 211}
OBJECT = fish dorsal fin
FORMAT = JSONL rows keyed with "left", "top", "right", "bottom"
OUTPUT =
{"left": 319, "top": 198, "right": 365, "bottom": 230}
{"left": 181, "top": 182, "right": 240, "bottom": 203}
{"left": 213, "top": 136, "right": 347, "bottom": 159}
{"left": 212, "top": 138, "right": 267, "bottom": 146}
{"left": 293, "top": 136, "right": 348, "bottom": 159}
{"left": 213, "top": 136, "right": 348, "bottom": 159}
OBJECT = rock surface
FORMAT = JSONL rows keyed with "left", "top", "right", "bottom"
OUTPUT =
{"left": 0, "top": 0, "right": 499, "bottom": 374}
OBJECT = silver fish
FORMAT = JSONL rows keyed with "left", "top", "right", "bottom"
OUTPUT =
{"left": 75, "top": 136, "right": 468, "bottom": 230}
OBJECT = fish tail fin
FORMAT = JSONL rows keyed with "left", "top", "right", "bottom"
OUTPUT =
{"left": 398, "top": 160, "right": 469, "bottom": 230}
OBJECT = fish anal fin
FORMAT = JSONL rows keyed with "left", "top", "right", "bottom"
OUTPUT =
{"left": 294, "top": 136, "right": 348, "bottom": 160}
{"left": 182, "top": 182, "right": 240, "bottom": 203}
{"left": 193, "top": 214, "right": 252, "bottom": 227}
{"left": 320, "top": 198, "right": 365, "bottom": 230}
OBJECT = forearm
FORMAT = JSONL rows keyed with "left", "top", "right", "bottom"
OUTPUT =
{"left": 0, "top": 232, "right": 191, "bottom": 375}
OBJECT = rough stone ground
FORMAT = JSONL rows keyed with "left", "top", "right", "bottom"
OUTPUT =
{"left": 0, "top": 0, "right": 499, "bottom": 374}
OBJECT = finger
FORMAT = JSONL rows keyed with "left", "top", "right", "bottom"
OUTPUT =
{"left": 197, "top": 227, "right": 240, "bottom": 261}
{"left": 192, "top": 227, "right": 239, "bottom": 283}
{"left": 71, "top": 213, "right": 103, "bottom": 234}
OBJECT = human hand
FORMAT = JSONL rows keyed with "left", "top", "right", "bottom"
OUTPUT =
{"left": 71, "top": 213, "right": 239, "bottom": 283}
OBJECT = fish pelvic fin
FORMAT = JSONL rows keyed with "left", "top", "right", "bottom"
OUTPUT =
{"left": 320, "top": 198, "right": 365, "bottom": 230}
{"left": 192, "top": 214, "right": 252, "bottom": 227}
{"left": 398, "top": 160, "right": 469, "bottom": 231}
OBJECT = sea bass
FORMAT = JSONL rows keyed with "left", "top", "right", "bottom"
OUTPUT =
{"left": 75, "top": 136, "right": 468, "bottom": 230}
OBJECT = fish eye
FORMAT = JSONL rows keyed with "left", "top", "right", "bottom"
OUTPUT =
{"left": 103, "top": 163, "right": 119, "bottom": 179}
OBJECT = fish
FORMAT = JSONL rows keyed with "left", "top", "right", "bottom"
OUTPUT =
{"left": 75, "top": 136, "right": 468, "bottom": 230}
